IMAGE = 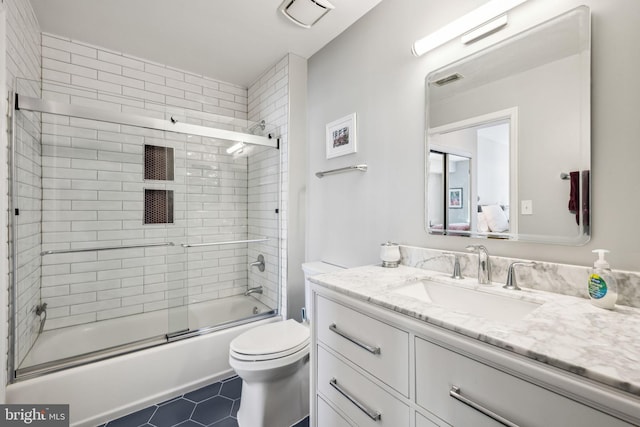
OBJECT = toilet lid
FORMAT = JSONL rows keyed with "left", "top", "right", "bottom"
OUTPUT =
{"left": 230, "top": 319, "right": 309, "bottom": 359}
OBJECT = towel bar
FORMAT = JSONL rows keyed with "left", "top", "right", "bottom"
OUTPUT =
{"left": 316, "top": 164, "right": 368, "bottom": 178}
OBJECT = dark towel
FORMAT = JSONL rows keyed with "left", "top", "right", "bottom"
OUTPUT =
{"left": 568, "top": 170, "right": 590, "bottom": 227}
{"left": 568, "top": 171, "right": 579, "bottom": 213}
{"left": 581, "top": 170, "right": 590, "bottom": 227}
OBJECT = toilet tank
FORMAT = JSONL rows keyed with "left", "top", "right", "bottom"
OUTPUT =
{"left": 301, "top": 261, "right": 344, "bottom": 322}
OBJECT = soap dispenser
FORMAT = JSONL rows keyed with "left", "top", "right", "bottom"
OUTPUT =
{"left": 588, "top": 249, "right": 618, "bottom": 310}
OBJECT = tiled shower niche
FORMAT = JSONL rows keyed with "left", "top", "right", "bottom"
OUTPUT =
{"left": 144, "top": 144, "right": 175, "bottom": 224}
{"left": 144, "top": 144, "right": 174, "bottom": 181}
{"left": 144, "top": 189, "right": 174, "bottom": 224}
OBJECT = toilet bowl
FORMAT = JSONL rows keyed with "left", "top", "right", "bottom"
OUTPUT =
{"left": 228, "top": 261, "right": 343, "bottom": 427}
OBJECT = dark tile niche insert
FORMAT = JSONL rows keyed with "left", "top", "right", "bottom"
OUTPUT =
{"left": 144, "top": 189, "right": 174, "bottom": 224}
{"left": 145, "top": 144, "right": 174, "bottom": 181}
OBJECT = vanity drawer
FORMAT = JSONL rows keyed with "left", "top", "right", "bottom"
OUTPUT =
{"left": 316, "top": 295, "right": 409, "bottom": 395}
{"left": 415, "top": 337, "right": 634, "bottom": 427}
{"left": 317, "top": 395, "right": 354, "bottom": 427}
{"left": 317, "top": 345, "right": 410, "bottom": 427}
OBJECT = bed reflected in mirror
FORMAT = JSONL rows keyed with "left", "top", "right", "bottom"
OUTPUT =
{"left": 428, "top": 115, "right": 512, "bottom": 237}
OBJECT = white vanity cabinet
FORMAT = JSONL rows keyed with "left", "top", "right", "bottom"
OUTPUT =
{"left": 315, "top": 294, "right": 409, "bottom": 395}
{"left": 314, "top": 295, "right": 411, "bottom": 426}
{"left": 317, "top": 395, "right": 353, "bottom": 427}
{"left": 310, "top": 287, "right": 640, "bottom": 427}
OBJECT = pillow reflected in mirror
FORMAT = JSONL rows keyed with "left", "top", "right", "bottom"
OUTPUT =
{"left": 477, "top": 212, "right": 490, "bottom": 233}
{"left": 481, "top": 204, "right": 509, "bottom": 232}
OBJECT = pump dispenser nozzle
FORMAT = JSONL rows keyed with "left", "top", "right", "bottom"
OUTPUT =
{"left": 592, "top": 249, "right": 610, "bottom": 269}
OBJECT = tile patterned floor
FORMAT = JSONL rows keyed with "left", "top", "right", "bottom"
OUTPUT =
{"left": 103, "top": 376, "right": 310, "bottom": 427}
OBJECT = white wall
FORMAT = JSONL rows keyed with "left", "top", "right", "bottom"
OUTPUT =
{"left": 307, "top": 0, "right": 640, "bottom": 271}
{"left": 285, "top": 55, "right": 308, "bottom": 322}
{"left": 477, "top": 126, "right": 509, "bottom": 207}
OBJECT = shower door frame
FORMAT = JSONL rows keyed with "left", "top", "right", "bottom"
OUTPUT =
{"left": 16, "top": 95, "right": 280, "bottom": 148}
{"left": 9, "top": 93, "right": 281, "bottom": 382}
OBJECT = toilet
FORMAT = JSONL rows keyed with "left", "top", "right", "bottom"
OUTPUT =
{"left": 229, "top": 261, "right": 343, "bottom": 427}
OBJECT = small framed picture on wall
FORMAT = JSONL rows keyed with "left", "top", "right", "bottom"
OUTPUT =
{"left": 326, "top": 113, "right": 357, "bottom": 159}
{"left": 449, "top": 188, "right": 463, "bottom": 209}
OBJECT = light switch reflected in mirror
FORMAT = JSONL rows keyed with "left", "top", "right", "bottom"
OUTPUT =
{"left": 425, "top": 6, "right": 590, "bottom": 245}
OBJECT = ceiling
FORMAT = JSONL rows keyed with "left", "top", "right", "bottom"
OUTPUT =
{"left": 29, "top": 0, "right": 382, "bottom": 87}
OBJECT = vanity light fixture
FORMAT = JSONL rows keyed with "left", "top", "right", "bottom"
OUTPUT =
{"left": 226, "top": 142, "right": 245, "bottom": 155}
{"left": 279, "top": 0, "right": 335, "bottom": 29}
{"left": 411, "top": 0, "right": 528, "bottom": 56}
{"left": 461, "top": 14, "right": 508, "bottom": 45}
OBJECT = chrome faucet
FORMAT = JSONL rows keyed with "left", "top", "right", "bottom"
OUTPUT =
{"left": 465, "top": 245, "right": 492, "bottom": 284}
{"left": 504, "top": 262, "right": 535, "bottom": 291}
{"left": 244, "top": 286, "right": 263, "bottom": 296}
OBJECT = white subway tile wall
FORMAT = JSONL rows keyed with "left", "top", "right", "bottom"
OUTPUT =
{"left": 248, "top": 55, "right": 289, "bottom": 315}
{"left": 24, "top": 33, "right": 283, "bottom": 336}
{"left": 7, "top": 0, "right": 42, "bottom": 367}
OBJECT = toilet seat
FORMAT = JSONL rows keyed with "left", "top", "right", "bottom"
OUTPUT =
{"left": 230, "top": 319, "right": 310, "bottom": 362}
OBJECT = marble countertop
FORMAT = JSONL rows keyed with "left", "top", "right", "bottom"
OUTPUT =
{"left": 309, "top": 264, "right": 640, "bottom": 397}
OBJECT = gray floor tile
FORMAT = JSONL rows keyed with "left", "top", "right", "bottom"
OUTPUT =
{"left": 106, "top": 376, "right": 308, "bottom": 427}
{"left": 219, "top": 377, "right": 242, "bottom": 400}
{"left": 106, "top": 406, "right": 156, "bottom": 427}
{"left": 149, "top": 399, "right": 195, "bottom": 427}
{"left": 191, "top": 396, "right": 234, "bottom": 426}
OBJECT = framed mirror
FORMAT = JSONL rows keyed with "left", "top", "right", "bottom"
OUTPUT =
{"left": 426, "top": 6, "right": 590, "bottom": 245}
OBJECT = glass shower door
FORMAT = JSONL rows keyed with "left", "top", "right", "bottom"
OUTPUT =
{"left": 15, "top": 112, "right": 188, "bottom": 376}
{"left": 177, "top": 131, "right": 281, "bottom": 335}
{"left": 11, "top": 86, "right": 279, "bottom": 378}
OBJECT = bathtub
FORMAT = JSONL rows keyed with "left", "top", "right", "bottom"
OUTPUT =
{"left": 7, "top": 295, "right": 279, "bottom": 427}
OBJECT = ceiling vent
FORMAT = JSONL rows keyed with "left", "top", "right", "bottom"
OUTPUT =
{"left": 279, "top": 0, "right": 335, "bottom": 28}
{"left": 433, "top": 73, "right": 464, "bottom": 86}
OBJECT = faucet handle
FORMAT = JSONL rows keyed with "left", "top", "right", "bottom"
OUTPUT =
{"left": 249, "top": 254, "right": 265, "bottom": 272}
{"left": 504, "top": 261, "right": 535, "bottom": 291}
{"left": 444, "top": 253, "right": 464, "bottom": 280}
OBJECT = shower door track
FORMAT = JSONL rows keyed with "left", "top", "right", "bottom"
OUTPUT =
{"left": 14, "top": 94, "right": 279, "bottom": 148}
{"left": 14, "top": 310, "right": 278, "bottom": 382}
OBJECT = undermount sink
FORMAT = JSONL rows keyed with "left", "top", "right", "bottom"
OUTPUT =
{"left": 391, "top": 279, "right": 543, "bottom": 322}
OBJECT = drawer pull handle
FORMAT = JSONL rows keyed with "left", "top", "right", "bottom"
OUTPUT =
{"left": 330, "top": 378, "right": 382, "bottom": 421}
{"left": 329, "top": 323, "right": 381, "bottom": 355}
{"left": 450, "top": 386, "right": 520, "bottom": 427}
